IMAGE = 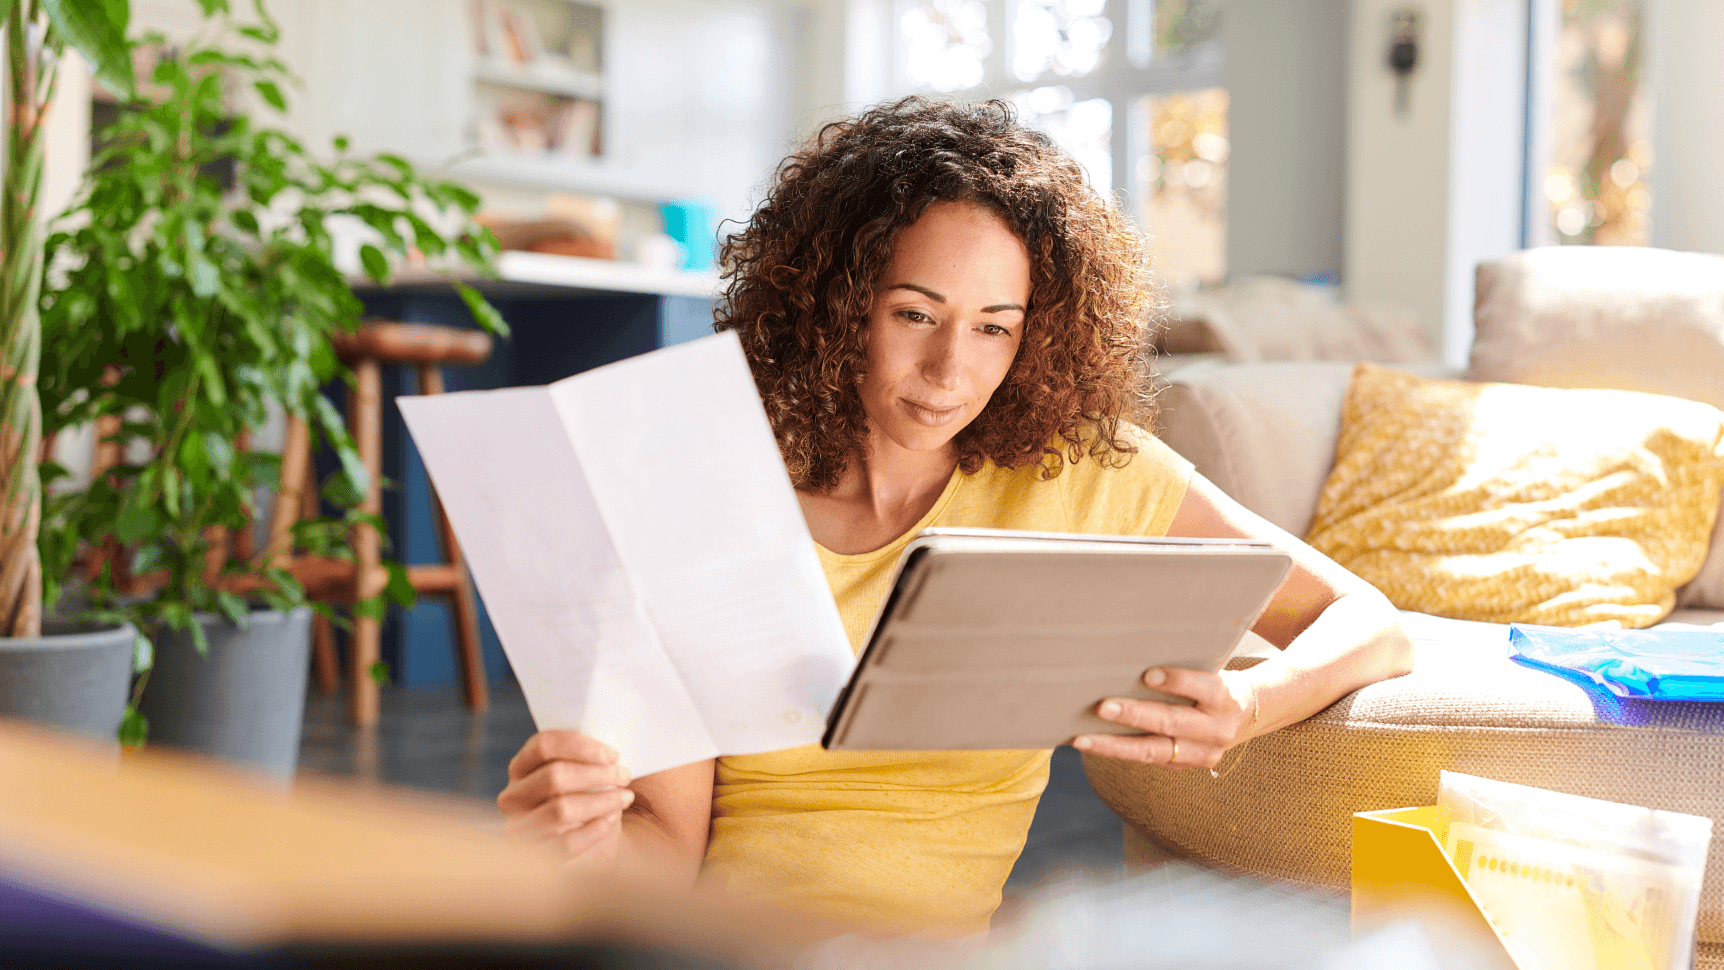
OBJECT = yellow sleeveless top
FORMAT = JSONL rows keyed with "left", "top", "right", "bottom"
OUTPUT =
{"left": 702, "top": 427, "right": 1193, "bottom": 935}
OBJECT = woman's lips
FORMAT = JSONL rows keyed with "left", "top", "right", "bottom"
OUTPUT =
{"left": 901, "top": 398, "right": 965, "bottom": 427}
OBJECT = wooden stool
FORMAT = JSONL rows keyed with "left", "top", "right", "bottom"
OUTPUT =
{"left": 264, "top": 321, "right": 494, "bottom": 726}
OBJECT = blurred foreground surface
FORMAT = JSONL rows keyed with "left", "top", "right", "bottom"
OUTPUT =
{"left": 5, "top": 683, "right": 1461, "bottom": 969}
{"left": 295, "top": 678, "right": 1126, "bottom": 903}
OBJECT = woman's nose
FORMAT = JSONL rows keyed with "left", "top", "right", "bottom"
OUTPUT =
{"left": 921, "top": 326, "right": 964, "bottom": 389}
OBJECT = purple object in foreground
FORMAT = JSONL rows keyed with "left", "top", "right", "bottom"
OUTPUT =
{"left": 1509, "top": 623, "right": 1724, "bottom": 701}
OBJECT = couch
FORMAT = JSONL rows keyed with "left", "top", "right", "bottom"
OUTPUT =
{"left": 1084, "top": 246, "right": 1724, "bottom": 966}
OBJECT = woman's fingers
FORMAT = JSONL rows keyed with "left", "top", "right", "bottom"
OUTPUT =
{"left": 498, "top": 758, "right": 631, "bottom": 815}
{"left": 559, "top": 811, "right": 624, "bottom": 861}
{"left": 508, "top": 729, "right": 619, "bottom": 781}
{"left": 1093, "top": 695, "right": 1204, "bottom": 740}
{"left": 1141, "top": 666, "right": 1228, "bottom": 708}
{"left": 505, "top": 787, "right": 636, "bottom": 840}
{"left": 498, "top": 730, "right": 636, "bottom": 867}
{"left": 1074, "top": 668, "right": 1252, "bottom": 767}
{"left": 1073, "top": 731, "right": 1222, "bottom": 769}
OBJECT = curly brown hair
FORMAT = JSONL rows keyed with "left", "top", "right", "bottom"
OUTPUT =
{"left": 715, "top": 96, "right": 1158, "bottom": 492}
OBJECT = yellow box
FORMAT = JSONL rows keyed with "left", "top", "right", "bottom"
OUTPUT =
{"left": 1352, "top": 805, "right": 1522, "bottom": 970}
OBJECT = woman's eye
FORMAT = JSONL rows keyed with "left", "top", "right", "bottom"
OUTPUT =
{"left": 980, "top": 323, "right": 1012, "bottom": 337}
{"left": 898, "top": 309, "right": 931, "bottom": 324}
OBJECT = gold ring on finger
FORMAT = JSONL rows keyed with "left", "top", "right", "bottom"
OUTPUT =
{"left": 1169, "top": 737, "right": 1179, "bottom": 765}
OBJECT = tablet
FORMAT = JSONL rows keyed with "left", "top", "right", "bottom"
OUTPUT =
{"left": 821, "top": 528, "right": 1294, "bottom": 751}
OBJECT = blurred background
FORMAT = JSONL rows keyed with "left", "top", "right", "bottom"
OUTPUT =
{"left": 37, "top": 0, "right": 1722, "bottom": 369}
{"left": 10, "top": 3, "right": 1720, "bottom": 961}
{"left": 28, "top": 0, "right": 1719, "bottom": 757}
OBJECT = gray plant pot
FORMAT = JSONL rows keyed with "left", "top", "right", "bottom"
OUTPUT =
{"left": 138, "top": 605, "right": 312, "bottom": 779}
{"left": 0, "top": 619, "right": 136, "bottom": 741}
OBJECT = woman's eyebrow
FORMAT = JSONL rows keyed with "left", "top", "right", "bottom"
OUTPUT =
{"left": 888, "top": 283, "right": 1025, "bottom": 314}
{"left": 889, "top": 283, "right": 947, "bottom": 302}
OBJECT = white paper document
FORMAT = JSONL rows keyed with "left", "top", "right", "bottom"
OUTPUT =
{"left": 397, "top": 332, "right": 854, "bottom": 776}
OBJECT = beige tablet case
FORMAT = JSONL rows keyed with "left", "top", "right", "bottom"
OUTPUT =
{"left": 823, "top": 529, "right": 1293, "bottom": 751}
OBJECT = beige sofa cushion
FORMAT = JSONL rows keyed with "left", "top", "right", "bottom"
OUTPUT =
{"left": 1471, "top": 247, "right": 1724, "bottom": 609}
{"left": 1085, "top": 608, "right": 1724, "bottom": 948}
{"left": 1470, "top": 247, "right": 1724, "bottom": 408}
{"left": 1154, "top": 361, "right": 1450, "bottom": 538}
{"left": 1165, "top": 276, "right": 1435, "bottom": 363}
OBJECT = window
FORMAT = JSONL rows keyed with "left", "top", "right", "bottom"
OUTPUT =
{"left": 1133, "top": 86, "right": 1226, "bottom": 288}
{"left": 899, "top": 0, "right": 992, "bottom": 93}
{"left": 890, "top": 0, "right": 1226, "bottom": 286}
{"left": 1010, "top": 86, "right": 1114, "bottom": 192}
{"left": 1533, "top": 0, "right": 1650, "bottom": 246}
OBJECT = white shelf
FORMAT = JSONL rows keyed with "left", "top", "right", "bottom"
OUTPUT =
{"left": 474, "top": 59, "right": 602, "bottom": 100}
{"left": 375, "top": 251, "right": 721, "bottom": 300}
{"left": 447, "top": 154, "right": 684, "bottom": 204}
{"left": 493, "top": 251, "right": 720, "bottom": 298}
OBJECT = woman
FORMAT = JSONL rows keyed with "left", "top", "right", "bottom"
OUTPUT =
{"left": 498, "top": 98, "right": 1413, "bottom": 935}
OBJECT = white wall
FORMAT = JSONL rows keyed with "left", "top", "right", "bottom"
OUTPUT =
{"left": 1346, "top": 0, "right": 1524, "bottom": 367}
{"left": 107, "top": 0, "right": 811, "bottom": 230}
{"left": 1648, "top": 0, "right": 1724, "bottom": 255}
{"left": 602, "top": 1, "right": 805, "bottom": 225}
{"left": 1442, "top": 0, "right": 1526, "bottom": 364}
{"left": 1346, "top": 0, "right": 1455, "bottom": 353}
{"left": 1222, "top": 0, "right": 1350, "bottom": 281}
{"left": 41, "top": 55, "right": 91, "bottom": 220}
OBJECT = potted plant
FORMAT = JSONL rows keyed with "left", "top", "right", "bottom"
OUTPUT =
{"left": 0, "top": 1, "right": 140, "bottom": 740}
{"left": 33, "top": 0, "right": 506, "bottom": 773}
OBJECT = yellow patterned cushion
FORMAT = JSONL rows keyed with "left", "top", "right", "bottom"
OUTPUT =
{"left": 1306, "top": 363, "right": 1724, "bottom": 628}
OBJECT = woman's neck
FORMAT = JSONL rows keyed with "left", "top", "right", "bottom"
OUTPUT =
{"left": 798, "top": 433, "right": 960, "bottom": 555}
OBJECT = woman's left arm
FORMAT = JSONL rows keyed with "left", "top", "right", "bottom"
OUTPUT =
{"left": 1074, "top": 472, "right": 1415, "bottom": 770}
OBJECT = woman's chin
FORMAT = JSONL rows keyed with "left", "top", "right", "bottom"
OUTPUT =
{"left": 874, "top": 423, "right": 966, "bottom": 457}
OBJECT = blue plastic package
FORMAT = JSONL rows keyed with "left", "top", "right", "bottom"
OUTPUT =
{"left": 1508, "top": 623, "right": 1724, "bottom": 701}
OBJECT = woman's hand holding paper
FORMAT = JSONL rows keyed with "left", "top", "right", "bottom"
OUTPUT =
{"left": 1074, "top": 667, "right": 1258, "bottom": 771}
{"left": 497, "top": 729, "right": 634, "bottom": 867}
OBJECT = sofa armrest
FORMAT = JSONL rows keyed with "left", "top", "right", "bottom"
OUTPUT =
{"left": 1154, "top": 361, "right": 1359, "bottom": 537}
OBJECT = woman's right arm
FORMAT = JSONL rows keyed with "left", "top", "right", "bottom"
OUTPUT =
{"left": 497, "top": 730, "right": 714, "bottom": 886}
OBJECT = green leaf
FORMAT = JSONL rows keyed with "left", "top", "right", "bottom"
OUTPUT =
{"left": 0, "top": 3, "right": 16, "bottom": 29}
{"left": 216, "top": 591, "right": 249, "bottom": 626}
{"left": 190, "top": 620, "right": 210, "bottom": 658}
{"left": 132, "top": 631, "right": 154, "bottom": 675}
{"left": 161, "top": 466, "right": 182, "bottom": 518}
{"left": 254, "top": 79, "right": 287, "bottom": 112}
{"left": 440, "top": 183, "right": 482, "bottom": 212}
{"left": 115, "top": 503, "right": 160, "bottom": 544}
{"left": 44, "top": 0, "right": 134, "bottom": 100}
{"left": 382, "top": 560, "right": 416, "bottom": 608}
{"left": 130, "top": 544, "right": 164, "bottom": 575}
{"left": 195, "top": 0, "right": 228, "bottom": 15}
{"left": 190, "top": 257, "right": 220, "bottom": 298}
{"left": 457, "top": 284, "right": 510, "bottom": 338}
{"left": 359, "top": 243, "right": 390, "bottom": 284}
{"left": 178, "top": 433, "right": 209, "bottom": 480}
{"left": 313, "top": 397, "right": 371, "bottom": 503}
{"left": 353, "top": 596, "right": 385, "bottom": 622}
{"left": 196, "top": 352, "right": 228, "bottom": 407}
{"left": 369, "top": 659, "right": 391, "bottom": 686}
{"left": 119, "top": 705, "right": 149, "bottom": 747}
{"left": 322, "top": 472, "right": 365, "bottom": 511}
{"left": 402, "top": 213, "right": 447, "bottom": 257}
{"left": 202, "top": 432, "right": 234, "bottom": 476}
{"left": 40, "top": 461, "right": 71, "bottom": 489}
{"left": 375, "top": 154, "right": 413, "bottom": 178}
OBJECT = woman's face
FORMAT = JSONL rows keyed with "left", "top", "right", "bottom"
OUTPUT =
{"left": 859, "top": 201, "right": 1030, "bottom": 458}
